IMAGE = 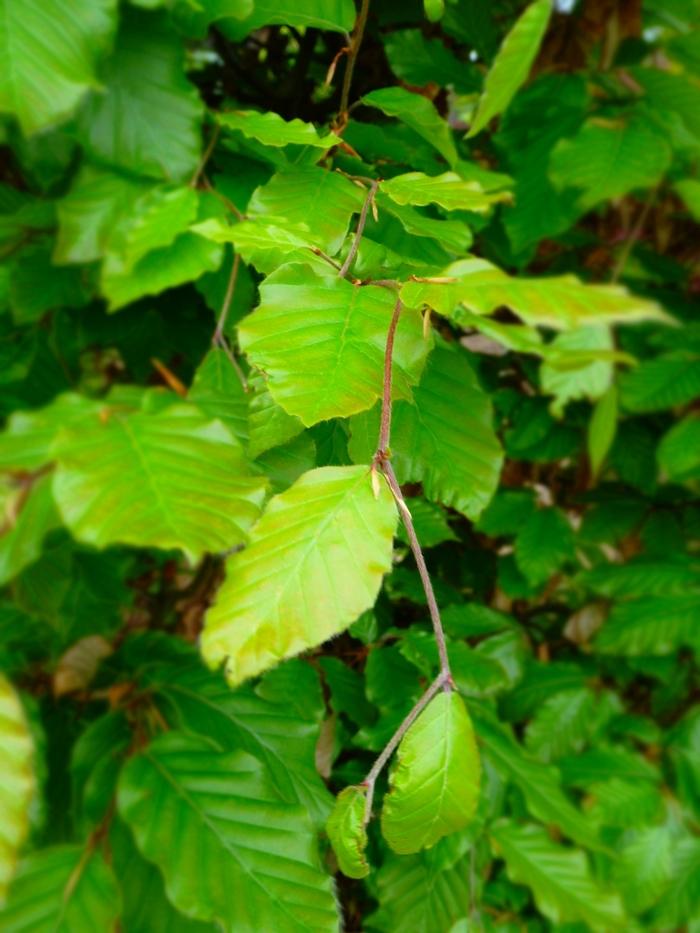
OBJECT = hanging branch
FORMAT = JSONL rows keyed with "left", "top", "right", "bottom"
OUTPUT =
{"left": 359, "top": 298, "right": 454, "bottom": 824}
{"left": 337, "top": 179, "right": 379, "bottom": 280}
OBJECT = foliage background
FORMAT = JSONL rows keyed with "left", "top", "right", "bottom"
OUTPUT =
{"left": 1, "top": 0, "right": 699, "bottom": 930}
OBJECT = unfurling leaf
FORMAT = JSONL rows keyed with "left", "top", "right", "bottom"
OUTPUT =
{"left": 0, "top": 676, "right": 35, "bottom": 904}
{"left": 201, "top": 466, "right": 397, "bottom": 685}
{"left": 381, "top": 691, "right": 480, "bottom": 854}
{"left": 327, "top": 787, "right": 370, "bottom": 879}
{"left": 468, "top": 0, "right": 552, "bottom": 138}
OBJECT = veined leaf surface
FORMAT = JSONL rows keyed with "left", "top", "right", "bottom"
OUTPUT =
{"left": 202, "top": 466, "right": 397, "bottom": 685}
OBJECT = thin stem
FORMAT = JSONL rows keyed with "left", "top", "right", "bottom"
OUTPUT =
{"left": 338, "top": 179, "right": 378, "bottom": 279}
{"left": 338, "top": 0, "right": 371, "bottom": 126}
{"left": 212, "top": 252, "right": 248, "bottom": 389}
{"left": 381, "top": 461, "right": 452, "bottom": 686}
{"left": 213, "top": 251, "right": 240, "bottom": 344}
{"left": 362, "top": 672, "right": 447, "bottom": 823}
{"left": 377, "top": 298, "right": 402, "bottom": 455}
{"left": 190, "top": 124, "right": 221, "bottom": 188}
{"left": 611, "top": 185, "right": 659, "bottom": 283}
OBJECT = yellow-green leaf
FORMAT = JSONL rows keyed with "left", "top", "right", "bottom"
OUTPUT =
{"left": 326, "top": 787, "right": 370, "bottom": 879}
{"left": 0, "top": 676, "right": 35, "bottom": 904}
{"left": 201, "top": 466, "right": 397, "bottom": 686}
{"left": 381, "top": 691, "right": 481, "bottom": 854}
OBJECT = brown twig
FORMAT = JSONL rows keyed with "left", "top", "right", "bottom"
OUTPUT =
{"left": 372, "top": 300, "right": 452, "bottom": 686}
{"left": 190, "top": 124, "right": 221, "bottom": 188}
{"left": 362, "top": 672, "right": 447, "bottom": 823}
{"left": 338, "top": 179, "right": 379, "bottom": 279}
{"left": 212, "top": 252, "right": 248, "bottom": 389}
{"left": 337, "top": 0, "right": 371, "bottom": 129}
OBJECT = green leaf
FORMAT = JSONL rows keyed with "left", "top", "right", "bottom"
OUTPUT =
{"left": 52, "top": 402, "right": 267, "bottom": 562}
{"left": 467, "top": 0, "right": 552, "bottom": 138}
{"left": 0, "top": 475, "right": 61, "bottom": 586}
{"left": 472, "top": 708, "right": 603, "bottom": 850}
{"left": 193, "top": 217, "right": 318, "bottom": 274}
{"left": 595, "top": 595, "right": 700, "bottom": 656}
{"left": 0, "top": 0, "right": 117, "bottom": 136}
{"left": 54, "top": 166, "right": 151, "bottom": 265}
{"left": 101, "top": 230, "right": 223, "bottom": 310}
{"left": 490, "top": 821, "right": 626, "bottom": 930}
{"left": 202, "top": 465, "right": 397, "bottom": 685}
{"left": 617, "top": 827, "right": 673, "bottom": 916}
{"left": 588, "top": 385, "right": 618, "bottom": 479}
{"left": 424, "top": 0, "right": 445, "bottom": 22}
{"left": 118, "top": 733, "right": 339, "bottom": 932}
{"left": 0, "top": 846, "right": 120, "bottom": 932}
{"left": 378, "top": 196, "right": 473, "bottom": 254}
{"left": 77, "top": 10, "right": 203, "bottom": 181}
{"left": 220, "top": 0, "right": 354, "bottom": 39}
{"left": 370, "top": 844, "right": 472, "bottom": 933}
{"left": 189, "top": 348, "right": 249, "bottom": 446}
{"left": 111, "top": 819, "right": 215, "bottom": 933}
{"left": 9, "top": 244, "right": 92, "bottom": 324}
{"left": 397, "top": 497, "right": 456, "bottom": 548}
{"left": 247, "top": 372, "right": 305, "bottom": 459}
{"left": 249, "top": 168, "right": 365, "bottom": 254}
{"left": 401, "top": 258, "right": 667, "bottom": 330}
{"left": 383, "top": 30, "right": 477, "bottom": 93}
{"left": 238, "top": 263, "right": 429, "bottom": 426}
{"left": 362, "top": 87, "right": 458, "bottom": 167}
{"left": 382, "top": 691, "right": 480, "bottom": 854}
{"left": 515, "top": 507, "right": 574, "bottom": 585}
{"left": 524, "top": 688, "right": 596, "bottom": 762}
{"left": 658, "top": 415, "right": 700, "bottom": 481}
{"left": 326, "top": 787, "right": 370, "bottom": 879}
{"left": 550, "top": 117, "right": 671, "bottom": 210}
{"left": 651, "top": 835, "right": 700, "bottom": 929}
{"left": 619, "top": 353, "right": 700, "bottom": 412}
{"left": 349, "top": 345, "right": 503, "bottom": 519}
{"left": 218, "top": 110, "right": 339, "bottom": 150}
{"left": 0, "top": 676, "right": 35, "bottom": 904}
{"left": 380, "top": 172, "right": 509, "bottom": 214}
{"left": 107, "top": 185, "right": 200, "bottom": 273}
{"left": 140, "top": 652, "right": 333, "bottom": 825}
{"left": 674, "top": 178, "right": 700, "bottom": 222}
{"left": 540, "top": 325, "right": 614, "bottom": 417}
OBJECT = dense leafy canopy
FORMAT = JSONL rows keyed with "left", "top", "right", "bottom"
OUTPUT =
{"left": 1, "top": 0, "right": 699, "bottom": 930}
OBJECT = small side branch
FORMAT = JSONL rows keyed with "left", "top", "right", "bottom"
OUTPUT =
{"left": 362, "top": 672, "right": 447, "bottom": 823}
{"left": 212, "top": 251, "right": 247, "bottom": 390}
{"left": 337, "top": 0, "right": 371, "bottom": 128}
{"left": 338, "top": 179, "right": 379, "bottom": 280}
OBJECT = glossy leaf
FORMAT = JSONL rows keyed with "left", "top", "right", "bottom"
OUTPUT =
{"left": 0, "top": 676, "right": 34, "bottom": 904}
{"left": 249, "top": 168, "right": 365, "bottom": 254}
{"left": 588, "top": 385, "right": 618, "bottom": 478}
{"left": 202, "top": 466, "right": 397, "bottom": 685}
{"left": 52, "top": 402, "right": 267, "bottom": 562}
{"left": 0, "top": 0, "right": 117, "bottom": 135}
{"left": 401, "top": 258, "right": 667, "bottom": 330}
{"left": 222, "top": 0, "right": 354, "bottom": 38}
{"left": 239, "top": 263, "right": 429, "bottom": 426}
{"left": 658, "top": 414, "right": 700, "bottom": 480}
{"left": 218, "top": 110, "right": 339, "bottom": 150}
{"left": 326, "top": 787, "right": 370, "bottom": 879}
{"left": 0, "top": 474, "right": 61, "bottom": 586}
{"left": 468, "top": 0, "right": 552, "bottom": 138}
{"left": 381, "top": 172, "right": 509, "bottom": 214}
{"left": 620, "top": 353, "right": 700, "bottom": 412}
{"left": 382, "top": 692, "right": 480, "bottom": 854}
{"left": 362, "top": 87, "right": 458, "bottom": 167}
{"left": 118, "top": 733, "right": 339, "bottom": 932}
